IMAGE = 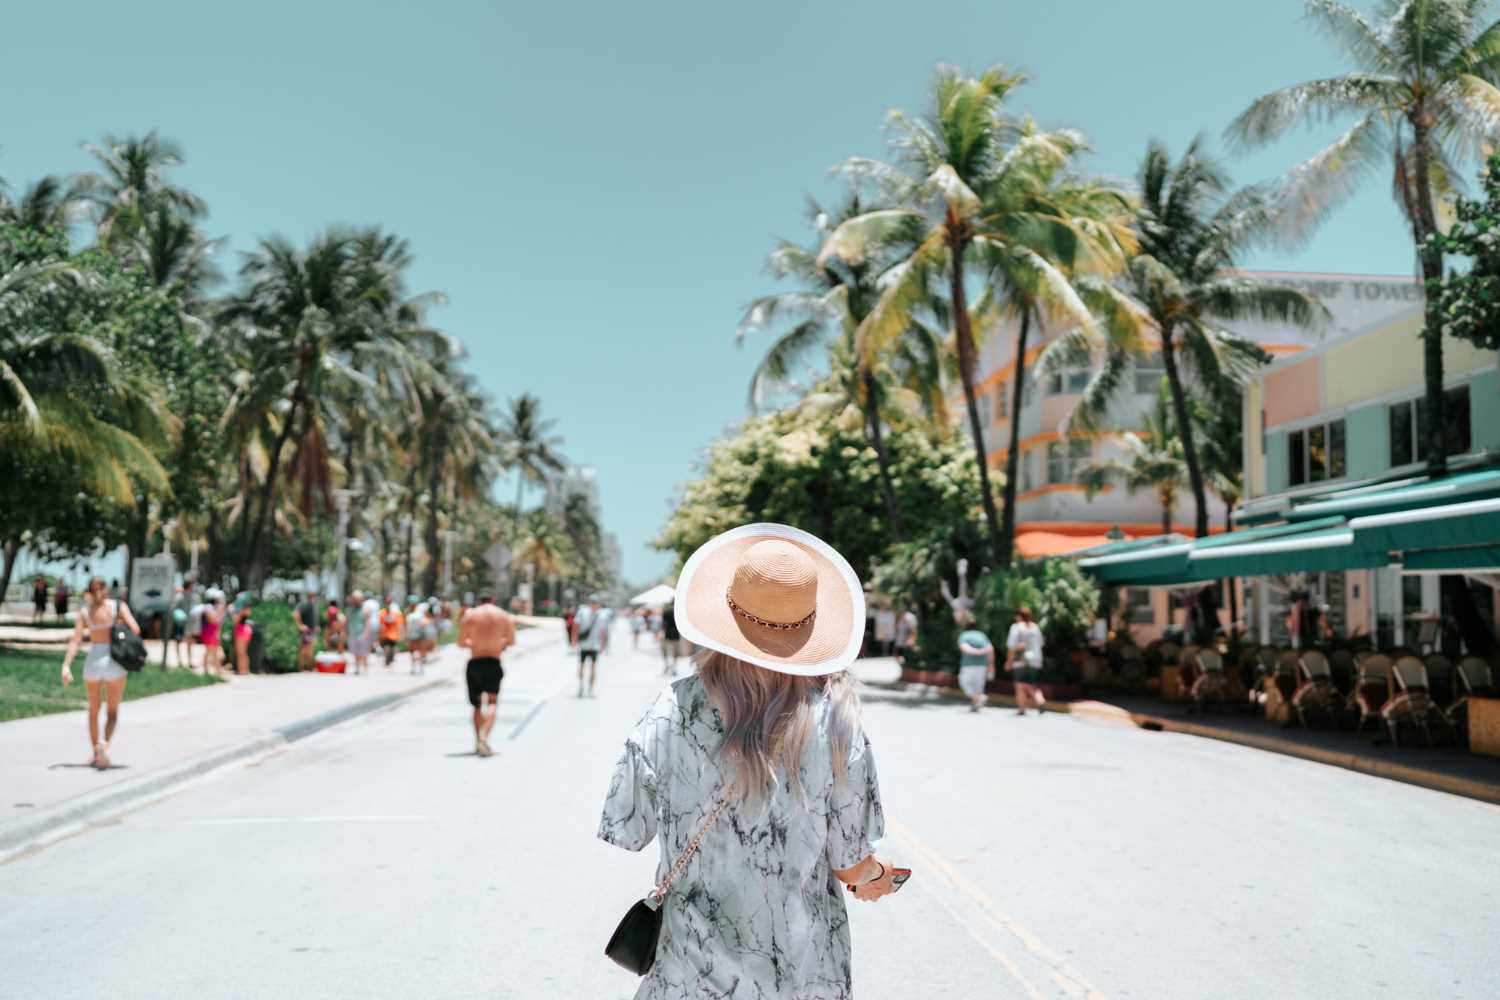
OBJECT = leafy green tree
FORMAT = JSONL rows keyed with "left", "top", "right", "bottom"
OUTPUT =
{"left": 72, "top": 131, "right": 206, "bottom": 247}
{"left": 1433, "top": 152, "right": 1500, "bottom": 350}
{"left": 1228, "top": 0, "right": 1500, "bottom": 474}
{"left": 657, "top": 406, "right": 982, "bottom": 582}
{"left": 821, "top": 66, "right": 1133, "bottom": 563}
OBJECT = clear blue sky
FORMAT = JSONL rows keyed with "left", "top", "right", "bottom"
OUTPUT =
{"left": 3, "top": 1, "right": 1423, "bottom": 582}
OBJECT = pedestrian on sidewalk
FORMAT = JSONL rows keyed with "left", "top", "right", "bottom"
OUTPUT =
{"left": 630, "top": 608, "right": 644, "bottom": 649}
{"left": 457, "top": 594, "right": 516, "bottom": 757}
{"left": 574, "top": 594, "right": 611, "bottom": 697}
{"left": 166, "top": 584, "right": 190, "bottom": 668}
{"left": 1005, "top": 606, "right": 1046, "bottom": 716}
{"left": 347, "top": 590, "right": 374, "bottom": 673}
{"left": 324, "top": 598, "right": 346, "bottom": 654}
{"left": 200, "top": 593, "right": 226, "bottom": 677}
{"left": 32, "top": 577, "right": 48, "bottom": 624}
{"left": 407, "top": 597, "right": 431, "bottom": 674}
{"left": 378, "top": 596, "right": 404, "bottom": 669}
{"left": 232, "top": 605, "right": 253, "bottom": 675}
{"left": 599, "top": 524, "right": 899, "bottom": 998}
{"left": 52, "top": 581, "right": 69, "bottom": 621}
{"left": 659, "top": 601, "right": 681, "bottom": 676}
{"left": 59, "top": 576, "right": 141, "bottom": 769}
{"left": 956, "top": 613, "right": 995, "bottom": 712}
{"left": 294, "top": 592, "right": 318, "bottom": 671}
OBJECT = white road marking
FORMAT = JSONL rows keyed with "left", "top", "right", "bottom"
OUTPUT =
{"left": 184, "top": 815, "right": 428, "bottom": 825}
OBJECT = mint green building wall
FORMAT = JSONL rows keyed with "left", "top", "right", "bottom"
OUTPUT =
{"left": 1471, "top": 368, "right": 1500, "bottom": 452}
{"left": 1264, "top": 431, "right": 1288, "bottom": 494}
{"left": 1345, "top": 404, "right": 1387, "bottom": 479}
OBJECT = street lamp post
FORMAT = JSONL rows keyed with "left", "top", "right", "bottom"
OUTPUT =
{"left": 333, "top": 489, "right": 358, "bottom": 602}
{"left": 441, "top": 529, "right": 457, "bottom": 599}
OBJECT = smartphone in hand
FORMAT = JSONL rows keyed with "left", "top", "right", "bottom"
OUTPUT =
{"left": 846, "top": 867, "right": 913, "bottom": 892}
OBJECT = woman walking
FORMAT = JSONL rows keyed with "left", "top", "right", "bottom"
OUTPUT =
{"left": 1005, "top": 605, "right": 1046, "bottom": 716}
{"left": 31, "top": 577, "right": 48, "bottom": 624}
{"left": 955, "top": 612, "right": 995, "bottom": 712}
{"left": 59, "top": 577, "right": 140, "bottom": 769}
{"left": 599, "top": 523, "right": 900, "bottom": 999}
{"left": 199, "top": 593, "right": 226, "bottom": 677}
{"left": 232, "top": 604, "right": 253, "bottom": 675}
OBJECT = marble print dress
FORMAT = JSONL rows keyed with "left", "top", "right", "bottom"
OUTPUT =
{"left": 599, "top": 674, "right": 884, "bottom": 1000}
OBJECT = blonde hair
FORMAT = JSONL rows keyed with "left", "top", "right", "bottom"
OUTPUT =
{"left": 696, "top": 650, "right": 861, "bottom": 802}
{"left": 85, "top": 576, "right": 109, "bottom": 610}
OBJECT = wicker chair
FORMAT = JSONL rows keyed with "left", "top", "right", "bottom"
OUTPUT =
{"left": 1424, "top": 653, "right": 1454, "bottom": 706}
{"left": 1157, "top": 640, "right": 1182, "bottom": 668}
{"left": 1327, "top": 648, "right": 1357, "bottom": 693}
{"left": 1448, "top": 657, "right": 1497, "bottom": 748}
{"left": 1117, "top": 644, "right": 1147, "bottom": 692}
{"left": 1383, "top": 657, "right": 1449, "bottom": 747}
{"left": 1292, "top": 650, "right": 1343, "bottom": 728}
{"left": 1352, "top": 654, "right": 1393, "bottom": 736}
{"left": 1189, "top": 648, "right": 1233, "bottom": 712}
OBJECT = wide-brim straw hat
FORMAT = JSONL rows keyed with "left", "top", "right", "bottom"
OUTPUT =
{"left": 675, "top": 523, "right": 864, "bottom": 676}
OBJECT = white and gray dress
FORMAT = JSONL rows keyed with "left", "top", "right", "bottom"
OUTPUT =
{"left": 599, "top": 675, "right": 885, "bottom": 1000}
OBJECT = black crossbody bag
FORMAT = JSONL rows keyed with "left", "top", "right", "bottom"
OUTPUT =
{"left": 605, "top": 789, "right": 728, "bottom": 976}
{"left": 110, "top": 600, "right": 148, "bottom": 672}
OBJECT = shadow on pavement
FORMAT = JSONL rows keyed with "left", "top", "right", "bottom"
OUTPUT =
{"left": 48, "top": 762, "right": 130, "bottom": 770}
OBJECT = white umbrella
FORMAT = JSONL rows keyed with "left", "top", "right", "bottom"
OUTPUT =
{"left": 629, "top": 583, "right": 675, "bottom": 606}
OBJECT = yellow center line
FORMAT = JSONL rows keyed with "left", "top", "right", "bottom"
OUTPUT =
{"left": 889, "top": 820, "right": 1107, "bottom": 999}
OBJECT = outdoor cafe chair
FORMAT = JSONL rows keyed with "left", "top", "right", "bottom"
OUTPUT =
{"left": 1423, "top": 653, "right": 1454, "bottom": 705}
{"left": 1327, "top": 648, "right": 1356, "bottom": 693}
{"left": 1352, "top": 654, "right": 1393, "bottom": 736}
{"left": 1382, "top": 656, "right": 1449, "bottom": 748}
{"left": 1448, "top": 657, "right": 1496, "bottom": 748}
{"left": 1157, "top": 640, "right": 1182, "bottom": 667}
{"left": 1292, "top": 651, "right": 1343, "bottom": 729}
{"left": 1189, "top": 649, "right": 1232, "bottom": 712}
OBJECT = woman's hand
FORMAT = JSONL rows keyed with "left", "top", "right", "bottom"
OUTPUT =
{"left": 851, "top": 859, "right": 897, "bottom": 902}
{"left": 60, "top": 663, "right": 73, "bottom": 687}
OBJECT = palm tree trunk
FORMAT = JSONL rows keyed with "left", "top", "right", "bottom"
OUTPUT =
{"left": 949, "top": 233, "right": 1004, "bottom": 564}
{"left": 0, "top": 538, "right": 19, "bottom": 610}
{"left": 513, "top": 469, "right": 525, "bottom": 542}
{"left": 422, "top": 425, "right": 445, "bottom": 596}
{"left": 341, "top": 435, "right": 358, "bottom": 598}
{"left": 1411, "top": 123, "right": 1448, "bottom": 476}
{"left": 999, "top": 310, "right": 1032, "bottom": 564}
{"left": 861, "top": 366, "right": 905, "bottom": 541}
{"left": 1159, "top": 486, "right": 1173, "bottom": 535}
{"left": 1160, "top": 329, "right": 1210, "bottom": 537}
{"left": 243, "top": 389, "right": 304, "bottom": 588}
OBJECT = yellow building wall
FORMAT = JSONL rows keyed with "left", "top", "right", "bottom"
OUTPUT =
{"left": 1325, "top": 314, "right": 1497, "bottom": 409}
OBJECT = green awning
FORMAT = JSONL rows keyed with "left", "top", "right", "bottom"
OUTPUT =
{"left": 1401, "top": 544, "right": 1500, "bottom": 572}
{"left": 1289, "top": 467, "right": 1500, "bottom": 522}
{"left": 1068, "top": 534, "right": 1187, "bottom": 561}
{"left": 1186, "top": 524, "right": 1390, "bottom": 577}
{"left": 1350, "top": 496, "right": 1500, "bottom": 553}
{"left": 1079, "top": 518, "right": 1351, "bottom": 586}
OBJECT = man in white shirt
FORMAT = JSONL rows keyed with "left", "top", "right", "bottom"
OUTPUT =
{"left": 574, "top": 595, "right": 612, "bottom": 698}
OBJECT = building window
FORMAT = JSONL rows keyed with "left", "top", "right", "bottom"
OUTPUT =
{"left": 1288, "top": 418, "right": 1345, "bottom": 486}
{"left": 995, "top": 381, "right": 1008, "bottom": 418}
{"left": 1022, "top": 377, "right": 1035, "bottom": 408}
{"left": 1125, "top": 587, "right": 1154, "bottom": 624}
{"left": 1020, "top": 449, "right": 1035, "bottom": 492}
{"left": 1135, "top": 352, "right": 1164, "bottom": 395}
{"left": 1389, "top": 386, "right": 1471, "bottom": 468}
{"left": 1047, "top": 437, "right": 1092, "bottom": 484}
{"left": 978, "top": 392, "right": 992, "bottom": 428}
{"left": 1048, "top": 369, "right": 1090, "bottom": 395}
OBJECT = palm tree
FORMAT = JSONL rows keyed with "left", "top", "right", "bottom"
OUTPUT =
{"left": 1041, "top": 140, "right": 1327, "bottom": 537}
{"left": 72, "top": 131, "right": 206, "bottom": 247}
{"left": 417, "top": 371, "right": 499, "bottom": 595}
{"left": 1228, "top": 0, "right": 1500, "bottom": 474}
{"left": 0, "top": 175, "right": 77, "bottom": 231}
{"left": 738, "top": 194, "right": 946, "bottom": 539}
{"left": 821, "top": 66, "right": 1134, "bottom": 562}
{"left": 498, "top": 393, "right": 565, "bottom": 541}
{"left": 1075, "top": 384, "right": 1191, "bottom": 534}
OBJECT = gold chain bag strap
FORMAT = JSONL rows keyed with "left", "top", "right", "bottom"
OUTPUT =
{"left": 605, "top": 788, "right": 729, "bottom": 976}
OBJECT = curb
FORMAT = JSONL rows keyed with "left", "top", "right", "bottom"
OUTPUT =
{"left": 0, "top": 676, "right": 448, "bottom": 861}
{"left": 1125, "top": 711, "right": 1500, "bottom": 806}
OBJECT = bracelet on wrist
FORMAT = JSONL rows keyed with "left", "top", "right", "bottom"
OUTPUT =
{"left": 863, "top": 861, "right": 886, "bottom": 885}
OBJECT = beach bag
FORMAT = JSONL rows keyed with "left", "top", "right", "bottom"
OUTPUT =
{"left": 110, "top": 601, "right": 148, "bottom": 672}
{"left": 605, "top": 788, "right": 727, "bottom": 976}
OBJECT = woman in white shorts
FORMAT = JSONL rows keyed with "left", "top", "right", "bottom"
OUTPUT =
{"left": 60, "top": 576, "right": 141, "bottom": 769}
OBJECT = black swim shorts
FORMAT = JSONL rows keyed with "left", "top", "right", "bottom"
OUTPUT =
{"left": 579, "top": 648, "right": 598, "bottom": 665}
{"left": 466, "top": 656, "right": 504, "bottom": 707}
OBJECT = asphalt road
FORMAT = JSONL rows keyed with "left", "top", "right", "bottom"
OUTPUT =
{"left": 2, "top": 625, "right": 1495, "bottom": 999}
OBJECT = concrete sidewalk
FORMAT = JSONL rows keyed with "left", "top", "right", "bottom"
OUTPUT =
{"left": 0, "top": 619, "right": 561, "bottom": 854}
{"left": 853, "top": 656, "right": 1500, "bottom": 805}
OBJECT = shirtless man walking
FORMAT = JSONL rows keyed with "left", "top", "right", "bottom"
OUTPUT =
{"left": 457, "top": 594, "right": 516, "bottom": 757}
